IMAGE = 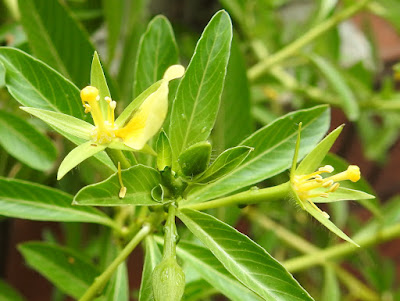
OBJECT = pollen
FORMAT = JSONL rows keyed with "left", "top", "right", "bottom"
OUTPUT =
{"left": 293, "top": 164, "right": 361, "bottom": 218}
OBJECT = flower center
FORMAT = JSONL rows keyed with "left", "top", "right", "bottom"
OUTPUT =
{"left": 80, "top": 86, "right": 118, "bottom": 144}
{"left": 293, "top": 165, "right": 361, "bottom": 218}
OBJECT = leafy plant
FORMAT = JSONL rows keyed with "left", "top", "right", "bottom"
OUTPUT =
{"left": 0, "top": 0, "right": 399, "bottom": 300}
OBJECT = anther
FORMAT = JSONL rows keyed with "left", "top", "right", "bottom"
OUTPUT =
{"left": 117, "top": 162, "right": 127, "bottom": 199}
{"left": 318, "top": 165, "right": 334, "bottom": 173}
{"left": 329, "top": 182, "right": 340, "bottom": 192}
{"left": 322, "top": 180, "right": 334, "bottom": 187}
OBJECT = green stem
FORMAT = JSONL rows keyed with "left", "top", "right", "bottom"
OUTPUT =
{"left": 163, "top": 205, "right": 177, "bottom": 259}
{"left": 106, "top": 149, "right": 134, "bottom": 169}
{"left": 283, "top": 223, "right": 400, "bottom": 273}
{"left": 79, "top": 224, "right": 151, "bottom": 301}
{"left": 182, "top": 182, "right": 290, "bottom": 211}
{"left": 244, "top": 208, "right": 379, "bottom": 301}
{"left": 248, "top": 0, "right": 371, "bottom": 81}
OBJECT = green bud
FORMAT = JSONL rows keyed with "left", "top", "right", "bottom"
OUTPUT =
{"left": 152, "top": 257, "right": 185, "bottom": 301}
{"left": 178, "top": 141, "right": 211, "bottom": 177}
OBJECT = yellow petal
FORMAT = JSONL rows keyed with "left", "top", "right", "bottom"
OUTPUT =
{"left": 115, "top": 64, "right": 185, "bottom": 150}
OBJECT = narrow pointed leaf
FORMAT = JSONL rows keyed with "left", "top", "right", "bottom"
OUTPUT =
{"left": 103, "top": 0, "right": 123, "bottom": 63}
{"left": 309, "top": 54, "right": 359, "bottom": 121}
{"left": 185, "top": 106, "right": 330, "bottom": 204}
{"left": 0, "top": 110, "right": 56, "bottom": 171}
{"left": 58, "top": 141, "right": 106, "bottom": 180}
{"left": 197, "top": 146, "right": 253, "bottom": 183}
{"left": 312, "top": 187, "right": 374, "bottom": 203}
{"left": 139, "top": 236, "right": 163, "bottom": 301}
{"left": 18, "top": 0, "right": 95, "bottom": 87}
{"left": 303, "top": 201, "right": 358, "bottom": 246}
{"left": 19, "top": 242, "right": 98, "bottom": 299}
{"left": 21, "top": 107, "right": 93, "bottom": 140}
{"left": 156, "top": 130, "right": 172, "bottom": 171}
{"left": 178, "top": 209, "right": 314, "bottom": 301}
{"left": 0, "top": 178, "right": 115, "bottom": 227}
{"left": 133, "top": 15, "right": 179, "bottom": 98}
{"left": 295, "top": 125, "right": 343, "bottom": 176}
{"left": 168, "top": 239, "right": 264, "bottom": 301}
{"left": 74, "top": 165, "right": 161, "bottom": 206}
{"left": 169, "top": 10, "right": 232, "bottom": 162}
{"left": 0, "top": 47, "right": 84, "bottom": 118}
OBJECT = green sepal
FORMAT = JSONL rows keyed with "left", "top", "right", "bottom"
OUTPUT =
{"left": 178, "top": 141, "right": 212, "bottom": 177}
{"left": 302, "top": 198, "right": 359, "bottom": 247}
{"left": 295, "top": 125, "right": 344, "bottom": 176}
{"left": 312, "top": 187, "right": 375, "bottom": 203}
{"left": 58, "top": 141, "right": 106, "bottom": 180}
{"left": 156, "top": 130, "right": 172, "bottom": 171}
{"left": 115, "top": 80, "right": 163, "bottom": 127}
{"left": 90, "top": 51, "right": 111, "bottom": 120}
{"left": 196, "top": 146, "right": 253, "bottom": 183}
{"left": 21, "top": 107, "right": 93, "bottom": 141}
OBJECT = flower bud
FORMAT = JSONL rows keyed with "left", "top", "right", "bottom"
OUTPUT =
{"left": 152, "top": 257, "right": 185, "bottom": 301}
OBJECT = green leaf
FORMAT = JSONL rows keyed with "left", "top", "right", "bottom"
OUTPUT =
{"left": 308, "top": 54, "right": 359, "bottom": 121}
{"left": 18, "top": 0, "right": 95, "bottom": 87}
{"left": 214, "top": 37, "right": 253, "bottom": 152}
{"left": 178, "top": 209, "right": 314, "bottom": 301}
{"left": 0, "top": 280, "right": 25, "bottom": 301}
{"left": 74, "top": 165, "right": 161, "bottom": 206}
{"left": 18, "top": 242, "right": 99, "bottom": 299}
{"left": 178, "top": 141, "right": 212, "bottom": 177}
{"left": 165, "top": 238, "right": 264, "bottom": 301}
{"left": 295, "top": 125, "right": 343, "bottom": 175}
{"left": 197, "top": 146, "right": 253, "bottom": 183}
{"left": 133, "top": 15, "right": 179, "bottom": 98}
{"left": 117, "top": 0, "right": 149, "bottom": 102}
{"left": 21, "top": 107, "right": 93, "bottom": 140}
{"left": 183, "top": 280, "right": 218, "bottom": 301}
{"left": 0, "top": 47, "right": 84, "bottom": 119}
{"left": 58, "top": 141, "right": 106, "bottom": 180}
{"left": 139, "top": 236, "right": 163, "bottom": 301}
{"left": 0, "top": 178, "right": 116, "bottom": 227}
{"left": 303, "top": 200, "right": 358, "bottom": 246}
{"left": 0, "top": 110, "right": 57, "bottom": 171}
{"left": 185, "top": 106, "right": 330, "bottom": 204}
{"left": 91, "top": 51, "right": 111, "bottom": 120}
{"left": 169, "top": 10, "right": 232, "bottom": 163}
{"left": 312, "top": 187, "right": 374, "bottom": 203}
{"left": 103, "top": 262, "right": 129, "bottom": 301}
{"left": 156, "top": 130, "right": 172, "bottom": 171}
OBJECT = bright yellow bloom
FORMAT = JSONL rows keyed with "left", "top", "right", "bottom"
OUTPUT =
{"left": 79, "top": 64, "right": 185, "bottom": 150}
{"left": 292, "top": 164, "right": 361, "bottom": 218}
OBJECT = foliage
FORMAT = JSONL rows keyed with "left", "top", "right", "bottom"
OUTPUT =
{"left": 0, "top": 0, "right": 399, "bottom": 300}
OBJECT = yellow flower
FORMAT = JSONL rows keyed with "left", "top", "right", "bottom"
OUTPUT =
{"left": 292, "top": 164, "right": 360, "bottom": 218}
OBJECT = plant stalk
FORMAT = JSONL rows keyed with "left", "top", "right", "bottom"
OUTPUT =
{"left": 283, "top": 223, "right": 400, "bottom": 273}
{"left": 248, "top": 0, "right": 371, "bottom": 81}
{"left": 79, "top": 224, "right": 151, "bottom": 301}
{"left": 182, "top": 182, "right": 290, "bottom": 211}
{"left": 106, "top": 148, "right": 135, "bottom": 169}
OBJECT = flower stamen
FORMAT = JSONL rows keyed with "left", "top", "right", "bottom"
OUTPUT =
{"left": 293, "top": 165, "right": 361, "bottom": 219}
